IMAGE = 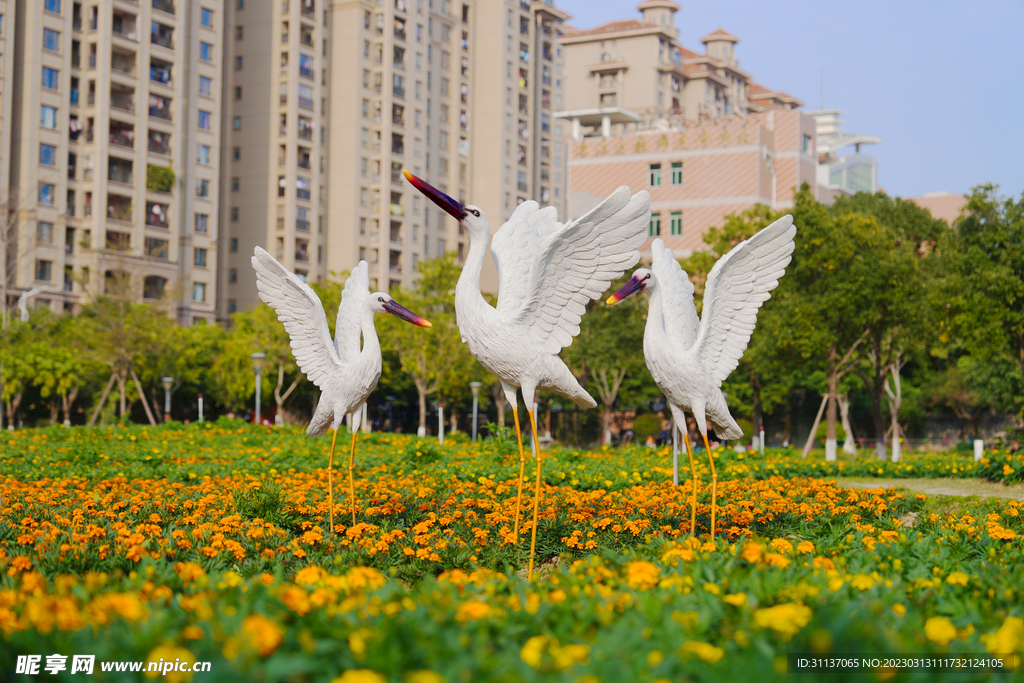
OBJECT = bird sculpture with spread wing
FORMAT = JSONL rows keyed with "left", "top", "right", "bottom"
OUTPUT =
{"left": 252, "top": 247, "right": 432, "bottom": 533}
{"left": 607, "top": 215, "right": 796, "bottom": 542}
{"left": 404, "top": 170, "right": 651, "bottom": 579}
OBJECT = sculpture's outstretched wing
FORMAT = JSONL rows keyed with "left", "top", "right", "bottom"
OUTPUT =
{"left": 252, "top": 246, "right": 343, "bottom": 389}
{"left": 492, "top": 188, "right": 651, "bottom": 354}
{"left": 694, "top": 215, "right": 796, "bottom": 385}
{"left": 333, "top": 260, "right": 370, "bottom": 357}
{"left": 650, "top": 239, "right": 700, "bottom": 350}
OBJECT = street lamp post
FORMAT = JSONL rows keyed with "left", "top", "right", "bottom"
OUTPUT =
{"left": 251, "top": 353, "right": 266, "bottom": 425}
{"left": 161, "top": 377, "right": 174, "bottom": 422}
{"left": 470, "top": 382, "right": 482, "bottom": 441}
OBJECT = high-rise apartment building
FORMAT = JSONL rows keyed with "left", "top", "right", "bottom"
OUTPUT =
{"left": 219, "top": 0, "right": 570, "bottom": 313}
{"left": 218, "top": 0, "right": 330, "bottom": 317}
{"left": 3, "top": 0, "right": 223, "bottom": 323}
{"left": 0, "top": 0, "right": 14, "bottom": 199}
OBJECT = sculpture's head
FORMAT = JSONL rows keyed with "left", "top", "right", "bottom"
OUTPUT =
{"left": 403, "top": 170, "right": 489, "bottom": 240}
{"left": 606, "top": 268, "right": 653, "bottom": 305}
{"left": 369, "top": 292, "right": 432, "bottom": 327}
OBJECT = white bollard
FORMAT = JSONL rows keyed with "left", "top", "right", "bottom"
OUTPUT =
{"left": 438, "top": 405, "right": 444, "bottom": 445}
{"left": 759, "top": 428, "right": 765, "bottom": 454}
{"left": 974, "top": 439, "right": 984, "bottom": 462}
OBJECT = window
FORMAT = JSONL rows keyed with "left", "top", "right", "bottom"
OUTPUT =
{"left": 234, "top": 86, "right": 242, "bottom": 100}
{"left": 192, "top": 282, "right": 207, "bottom": 303}
{"left": 236, "top": 25, "right": 243, "bottom": 39}
{"left": 37, "top": 222, "right": 55, "bottom": 244}
{"left": 44, "top": 0, "right": 61, "bottom": 13}
{"left": 145, "top": 237, "right": 169, "bottom": 259}
{"left": 36, "top": 260, "right": 53, "bottom": 282}
{"left": 196, "top": 179, "right": 209, "bottom": 197}
{"left": 229, "top": 269, "right": 237, "bottom": 283}
{"left": 39, "top": 183, "right": 56, "bottom": 205}
{"left": 671, "top": 162, "right": 683, "bottom": 185}
{"left": 231, "top": 207, "right": 239, "bottom": 221}
{"left": 233, "top": 116, "right": 242, "bottom": 130}
{"left": 42, "top": 67, "right": 59, "bottom": 90}
{"left": 803, "top": 134, "right": 812, "bottom": 153}
{"left": 200, "top": 42, "right": 213, "bottom": 61}
{"left": 39, "top": 144, "right": 58, "bottom": 166}
{"left": 649, "top": 212, "right": 661, "bottom": 237}
{"left": 199, "top": 76, "right": 212, "bottom": 96}
{"left": 235, "top": 56, "right": 243, "bottom": 70}
{"left": 201, "top": 7, "right": 213, "bottom": 27}
{"left": 670, "top": 211, "right": 682, "bottom": 236}
{"left": 230, "top": 238, "right": 238, "bottom": 252}
{"left": 649, "top": 164, "right": 662, "bottom": 187}
{"left": 195, "top": 213, "right": 208, "bottom": 233}
{"left": 296, "top": 176, "right": 311, "bottom": 200}
{"left": 194, "top": 247, "right": 208, "bottom": 267}
{"left": 198, "top": 110, "right": 211, "bottom": 130}
{"left": 43, "top": 28, "right": 60, "bottom": 51}
{"left": 232, "top": 147, "right": 240, "bottom": 160}
{"left": 228, "top": 300, "right": 237, "bottom": 313}
{"left": 197, "top": 144, "right": 211, "bottom": 164}
{"left": 299, "top": 54, "right": 314, "bottom": 78}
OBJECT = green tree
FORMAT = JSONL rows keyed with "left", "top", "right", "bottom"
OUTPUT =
{"left": 948, "top": 185, "right": 1024, "bottom": 387}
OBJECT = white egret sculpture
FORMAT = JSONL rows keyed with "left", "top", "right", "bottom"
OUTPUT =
{"left": 18, "top": 286, "right": 49, "bottom": 322}
{"left": 607, "top": 216, "right": 796, "bottom": 542}
{"left": 404, "top": 170, "right": 650, "bottom": 579}
{"left": 252, "top": 247, "right": 431, "bottom": 533}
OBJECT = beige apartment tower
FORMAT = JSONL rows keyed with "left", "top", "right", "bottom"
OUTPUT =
{"left": 218, "top": 0, "right": 330, "bottom": 316}
{"left": 3, "top": 0, "right": 223, "bottom": 323}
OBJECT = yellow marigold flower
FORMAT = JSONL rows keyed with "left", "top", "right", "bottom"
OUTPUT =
{"left": 175, "top": 562, "right": 205, "bottom": 582}
{"left": 346, "top": 567, "right": 386, "bottom": 591}
{"left": 551, "top": 642, "right": 589, "bottom": 670}
{"left": 680, "top": 641, "right": 725, "bottom": 664}
{"left": 703, "top": 582, "right": 720, "bottom": 595}
{"left": 455, "top": 600, "right": 496, "bottom": 622}
{"left": 946, "top": 571, "right": 969, "bottom": 586}
{"left": 763, "top": 553, "right": 791, "bottom": 568}
{"left": 925, "top": 616, "right": 957, "bottom": 646}
{"left": 107, "top": 593, "right": 146, "bottom": 622}
{"left": 891, "top": 604, "right": 907, "bottom": 617}
{"left": 217, "top": 572, "right": 244, "bottom": 589}
{"left": 521, "top": 635, "right": 548, "bottom": 668}
{"left": 625, "top": 561, "right": 660, "bottom": 590}
{"left": 723, "top": 593, "right": 747, "bottom": 607}
{"left": 980, "top": 616, "right": 1024, "bottom": 654}
{"left": 797, "top": 541, "right": 815, "bottom": 554}
{"left": 661, "top": 546, "right": 693, "bottom": 564}
{"left": 740, "top": 541, "right": 763, "bottom": 564}
{"left": 241, "top": 614, "right": 284, "bottom": 657}
{"left": 281, "top": 585, "right": 312, "bottom": 615}
{"left": 405, "top": 671, "right": 444, "bottom": 683}
{"left": 331, "top": 671, "right": 386, "bottom": 683}
{"left": 753, "top": 603, "right": 812, "bottom": 637}
{"left": 182, "top": 625, "right": 205, "bottom": 640}
{"left": 769, "top": 538, "right": 793, "bottom": 554}
{"left": 295, "top": 566, "right": 326, "bottom": 586}
{"left": 143, "top": 646, "right": 196, "bottom": 682}
{"left": 259, "top": 573, "right": 275, "bottom": 587}
{"left": 647, "top": 650, "right": 664, "bottom": 667}
{"left": 850, "top": 574, "right": 876, "bottom": 591}
{"left": 1004, "top": 464, "right": 1014, "bottom": 476}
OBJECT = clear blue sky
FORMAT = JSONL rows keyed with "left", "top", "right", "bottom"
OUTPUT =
{"left": 556, "top": 0, "right": 1024, "bottom": 200}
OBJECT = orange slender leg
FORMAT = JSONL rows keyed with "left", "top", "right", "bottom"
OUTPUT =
{"left": 348, "top": 428, "right": 358, "bottom": 527}
{"left": 512, "top": 406, "right": 527, "bottom": 539}
{"left": 327, "top": 428, "right": 340, "bottom": 534}
{"left": 701, "top": 432, "right": 717, "bottom": 543}
{"left": 527, "top": 409, "right": 544, "bottom": 582}
{"left": 682, "top": 429, "right": 699, "bottom": 536}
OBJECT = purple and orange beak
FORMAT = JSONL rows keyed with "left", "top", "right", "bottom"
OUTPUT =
{"left": 403, "top": 170, "right": 466, "bottom": 221}
{"left": 384, "top": 299, "right": 432, "bottom": 327}
{"left": 606, "top": 275, "right": 646, "bottom": 305}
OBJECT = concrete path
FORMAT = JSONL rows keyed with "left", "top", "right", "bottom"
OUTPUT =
{"left": 834, "top": 477, "right": 1024, "bottom": 501}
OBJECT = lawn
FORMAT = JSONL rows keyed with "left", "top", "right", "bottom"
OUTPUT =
{"left": 1, "top": 421, "right": 1022, "bottom": 682}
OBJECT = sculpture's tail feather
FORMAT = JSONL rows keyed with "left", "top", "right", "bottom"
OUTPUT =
{"left": 711, "top": 416, "right": 743, "bottom": 441}
{"left": 543, "top": 358, "right": 598, "bottom": 408}
{"left": 704, "top": 389, "right": 743, "bottom": 441}
{"left": 307, "top": 400, "right": 333, "bottom": 437}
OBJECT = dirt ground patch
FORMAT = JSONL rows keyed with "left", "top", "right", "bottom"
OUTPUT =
{"left": 834, "top": 477, "right": 1024, "bottom": 501}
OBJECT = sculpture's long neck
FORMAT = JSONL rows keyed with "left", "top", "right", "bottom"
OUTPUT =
{"left": 645, "top": 286, "right": 668, "bottom": 346}
{"left": 455, "top": 229, "right": 492, "bottom": 314}
{"left": 359, "top": 307, "right": 382, "bottom": 370}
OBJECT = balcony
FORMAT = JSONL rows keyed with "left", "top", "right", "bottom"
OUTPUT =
{"left": 112, "top": 51, "right": 136, "bottom": 76}
{"left": 389, "top": 222, "right": 402, "bottom": 244}
{"left": 297, "top": 149, "right": 312, "bottom": 169}
{"left": 108, "top": 161, "right": 134, "bottom": 186}
{"left": 106, "top": 194, "right": 133, "bottom": 221}
{"left": 300, "top": 0, "right": 314, "bottom": 19}
{"left": 148, "top": 130, "right": 171, "bottom": 155}
{"left": 151, "top": 23, "right": 174, "bottom": 49}
{"left": 150, "top": 58, "right": 172, "bottom": 86}
{"left": 149, "top": 94, "right": 172, "bottom": 120}
{"left": 296, "top": 219, "right": 310, "bottom": 232}
{"left": 146, "top": 201, "right": 169, "bottom": 228}
{"left": 109, "top": 122, "right": 135, "bottom": 148}
{"left": 112, "top": 12, "right": 138, "bottom": 41}
{"left": 297, "top": 117, "right": 313, "bottom": 140}
{"left": 295, "top": 241, "right": 309, "bottom": 262}
{"left": 300, "top": 26, "right": 314, "bottom": 47}
{"left": 152, "top": 0, "right": 175, "bottom": 15}
{"left": 111, "top": 87, "right": 136, "bottom": 113}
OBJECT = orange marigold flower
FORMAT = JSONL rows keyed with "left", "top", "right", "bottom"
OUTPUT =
{"left": 241, "top": 614, "right": 284, "bottom": 657}
{"left": 625, "top": 561, "right": 660, "bottom": 590}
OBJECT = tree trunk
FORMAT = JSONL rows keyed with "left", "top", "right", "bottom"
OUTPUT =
{"left": 490, "top": 381, "right": 506, "bottom": 427}
{"left": 49, "top": 398, "right": 59, "bottom": 424}
{"left": 838, "top": 395, "right": 856, "bottom": 454}
{"left": 88, "top": 373, "right": 118, "bottom": 426}
{"left": 601, "top": 406, "right": 611, "bottom": 445}
{"left": 62, "top": 387, "right": 78, "bottom": 425}
{"left": 825, "top": 369, "right": 838, "bottom": 461}
{"left": 274, "top": 363, "right": 300, "bottom": 424}
{"left": 129, "top": 368, "right": 157, "bottom": 426}
{"left": 117, "top": 370, "right": 127, "bottom": 417}
{"left": 416, "top": 377, "right": 428, "bottom": 435}
{"left": 593, "top": 367, "right": 626, "bottom": 445}
{"left": 750, "top": 367, "right": 763, "bottom": 448}
{"left": 884, "top": 358, "right": 904, "bottom": 462}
